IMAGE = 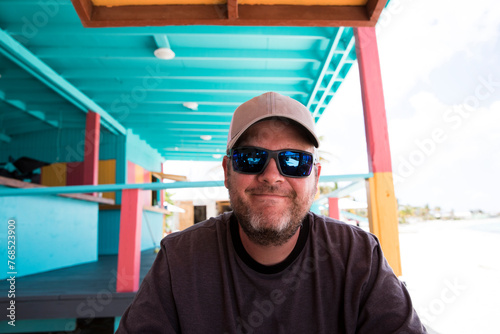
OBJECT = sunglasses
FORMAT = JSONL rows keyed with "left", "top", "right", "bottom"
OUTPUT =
{"left": 229, "top": 146, "right": 316, "bottom": 178}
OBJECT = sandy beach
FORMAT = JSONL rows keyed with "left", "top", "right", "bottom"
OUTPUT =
{"left": 398, "top": 218, "right": 500, "bottom": 334}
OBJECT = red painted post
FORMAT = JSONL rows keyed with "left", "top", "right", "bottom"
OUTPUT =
{"left": 328, "top": 197, "right": 340, "bottom": 220}
{"left": 354, "top": 27, "right": 402, "bottom": 276}
{"left": 354, "top": 27, "right": 392, "bottom": 173}
{"left": 117, "top": 189, "right": 142, "bottom": 292}
{"left": 160, "top": 162, "right": 165, "bottom": 207}
{"left": 83, "top": 111, "right": 100, "bottom": 195}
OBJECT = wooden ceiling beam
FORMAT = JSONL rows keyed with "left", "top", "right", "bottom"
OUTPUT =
{"left": 366, "top": 0, "right": 387, "bottom": 20}
{"left": 72, "top": 0, "right": 94, "bottom": 21}
{"left": 71, "top": 0, "right": 388, "bottom": 27}
{"left": 227, "top": 0, "right": 238, "bottom": 20}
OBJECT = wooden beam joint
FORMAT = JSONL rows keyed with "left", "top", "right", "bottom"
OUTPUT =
{"left": 227, "top": 0, "right": 239, "bottom": 20}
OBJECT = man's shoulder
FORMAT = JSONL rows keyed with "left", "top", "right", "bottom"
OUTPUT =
{"left": 308, "top": 212, "right": 378, "bottom": 245}
{"left": 161, "top": 212, "right": 231, "bottom": 248}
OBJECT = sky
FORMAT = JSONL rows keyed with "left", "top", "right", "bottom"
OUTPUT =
{"left": 316, "top": 0, "right": 500, "bottom": 213}
{"left": 164, "top": 0, "right": 500, "bottom": 214}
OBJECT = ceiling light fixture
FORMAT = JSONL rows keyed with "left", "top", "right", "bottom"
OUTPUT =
{"left": 200, "top": 135, "right": 212, "bottom": 141}
{"left": 154, "top": 47, "right": 175, "bottom": 60}
{"left": 154, "top": 34, "right": 175, "bottom": 60}
{"left": 183, "top": 102, "right": 198, "bottom": 111}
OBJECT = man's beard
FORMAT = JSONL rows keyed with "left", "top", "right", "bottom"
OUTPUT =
{"left": 227, "top": 174, "right": 316, "bottom": 247}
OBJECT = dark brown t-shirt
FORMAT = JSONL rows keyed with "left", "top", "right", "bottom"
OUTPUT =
{"left": 117, "top": 212, "right": 426, "bottom": 334}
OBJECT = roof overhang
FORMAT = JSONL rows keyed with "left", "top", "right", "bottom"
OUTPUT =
{"left": 71, "top": 0, "right": 388, "bottom": 27}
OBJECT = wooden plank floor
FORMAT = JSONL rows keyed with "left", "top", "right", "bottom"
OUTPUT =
{"left": 0, "top": 250, "right": 158, "bottom": 320}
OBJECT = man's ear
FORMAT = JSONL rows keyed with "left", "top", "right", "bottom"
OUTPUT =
{"left": 222, "top": 155, "right": 229, "bottom": 189}
{"left": 315, "top": 162, "right": 322, "bottom": 192}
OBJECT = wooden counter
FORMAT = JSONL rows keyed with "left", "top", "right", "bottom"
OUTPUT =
{"left": 0, "top": 175, "right": 114, "bottom": 205}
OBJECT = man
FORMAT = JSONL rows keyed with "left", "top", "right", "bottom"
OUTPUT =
{"left": 117, "top": 92, "right": 426, "bottom": 333}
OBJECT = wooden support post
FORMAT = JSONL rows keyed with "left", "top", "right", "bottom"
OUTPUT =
{"left": 117, "top": 189, "right": 142, "bottom": 292}
{"left": 365, "top": 172, "right": 400, "bottom": 274}
{"left": 83, "top": 110, "right": 100, "bottom": 195}
{"left": 227, "top": 0, "right": 238, "bottom": 20}
{"left": 354, "top": 26, "right": 402, "bottom": 276}
{"left": 328, "top": 197, "right": 340, "bottom": 220}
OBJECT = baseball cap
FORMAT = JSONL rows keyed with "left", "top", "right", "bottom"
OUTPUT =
{"left": 227, "top": 92, "right": 320, "bottom": 151}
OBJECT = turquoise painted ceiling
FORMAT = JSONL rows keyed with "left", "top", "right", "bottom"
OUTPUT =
{"left": 0, "top": 0, "right": 357, "bottom": 161}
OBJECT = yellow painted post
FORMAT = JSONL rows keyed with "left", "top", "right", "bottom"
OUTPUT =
{"left": 366, "top": 173, "right": 401, "bottom": 276}
{"left": 354, "top": 27, "right": 402, "bottom": 276}
{"left": 41, "top": 163, "right": 67, "bottom": 186}
{"left": 98, "top": 159, "right": 116, "bottom": 201}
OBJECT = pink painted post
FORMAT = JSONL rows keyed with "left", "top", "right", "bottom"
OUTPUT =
{"left": 83, "top": 111, "right": 100, "bottom": 195}
{"left": 328, "top": 197, "right": 340, "bottom": 220}
{"left": 354, "top": 27, "right": 392, "bottom": 173}
{"left": 354, "top": 26, "right": 402, "bottom": 276}
{"left": 160, "top": 162, "right": 165, "bottom": 207}
{"left": 117, "top": 189, "right": 142, "bottom": 292}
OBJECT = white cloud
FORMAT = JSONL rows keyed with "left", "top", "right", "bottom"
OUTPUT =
{"left": 376, "top": 0, "right": 500, "bottom": 111}
{"left": 392, "top": 101, "right": 500, "bottom": 212}
{"left": 319, "top": 0, "right": 500, "bottom": 212}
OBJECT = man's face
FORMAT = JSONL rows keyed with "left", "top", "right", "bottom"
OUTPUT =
{"left": 223, "top": 119, "right": 320, "bottom": 246}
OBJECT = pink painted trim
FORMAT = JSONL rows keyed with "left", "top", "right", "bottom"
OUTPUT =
{"left": 82, "top": 111, "right": 100, "bottom": 188}
{"left": 66, "top": 162, "right": 84, "bottom": 186}
{"left": 160, "top": 162, "right": 165, "bottom": 207}
{"left": 127, "top": 161, "right": 136, "bottom": 184}
{"left": 328, "top": 197, "right": 340, "bottom": 220}
{"left": 354, "top": 27, "right": 393, "bottom": 173}
{"left": 117, "top": 189, "right": 143, "bottom": 292}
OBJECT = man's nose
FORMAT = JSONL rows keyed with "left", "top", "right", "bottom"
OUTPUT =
{"left": 257, "top": 157, "right": 284, "bottom": 183}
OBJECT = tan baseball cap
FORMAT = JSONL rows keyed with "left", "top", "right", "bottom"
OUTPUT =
{"left": 227, "top": 92, "right": 320, "bottom": 151}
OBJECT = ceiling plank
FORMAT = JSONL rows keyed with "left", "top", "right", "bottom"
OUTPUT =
{"left": 59, "top": 68, "right": 316, "bottom": 82}
{"left": 32, "top": 47, "right": 323, "bottom": 64}
{"left": 307, "top": 27, "right": 345, "bottom": 109}
{"left": 3, "top": 68, "right": 316, "bottom": 83}
{"left": 313, "top": 35, "right": 355, "bottom": 118}
{"left": 91, "top": 91, "right": 307, "bottom": 103}
{"left": 4, "top": 24, "right": 333, "bottom": 39}
{"left": 0, "top": 90, "right": 59, "bottom": 129}
{"left": 71, "top": 80, "right": 310, "bottom": 94}
{"left": 0, "top": 28, "right": 126, "bottom": 135}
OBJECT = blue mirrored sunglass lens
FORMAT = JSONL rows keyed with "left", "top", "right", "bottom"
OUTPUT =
{"left": 278, "top": 151, "right": 313, "bottom": 177}
{"left": 232, "top": 149, "right": 268, "bottom": 173}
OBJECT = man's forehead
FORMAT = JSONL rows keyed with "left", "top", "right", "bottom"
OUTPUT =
{"left": 238, "top": 118, "right": 314, "bottom": 148}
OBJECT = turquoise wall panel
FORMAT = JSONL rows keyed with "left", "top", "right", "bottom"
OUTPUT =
{"left": 0, "top": 190, "right": 98, "bottom": 280}
{"left": 98, "top": 210, "right": 120, "bottom": 255}
{"left": 125, "top": 130, "right": 163, "bottom": 173}
{"left": 0, "top": 318, "right": 76, "bottom": 333}
{"left": 98, "top": 209, "right": 163, "bottom": 255}
{"left": 140, "top": 211, "right": 163, "bottom": 250}
{"left": 115, "top": 135, "right": 127, "bottom": 205}
{"left": 0, "top": 128, "right": 122, "bottom": 164}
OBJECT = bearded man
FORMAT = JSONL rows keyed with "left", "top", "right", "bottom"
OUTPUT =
{"left": 117, "top": 92, "right": 427, "bottom": 334}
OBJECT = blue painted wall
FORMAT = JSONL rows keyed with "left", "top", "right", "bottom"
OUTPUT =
{"left": 0, "top": 128, "right": 122, "bottom": 164}
{"left": 0, "top": 318, "right": 76, "bottom": 333}
{"left": 126, "top": 130, "right": 163, "bottom": 173}
{"left": 0, "top": 190, "right": 98, "bottom": 280}
{"left": 98, "top": 209, "right": 163, "bottom": 255}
